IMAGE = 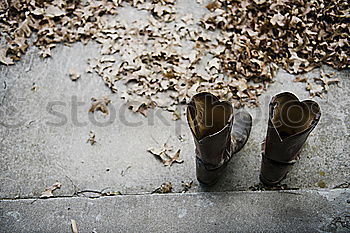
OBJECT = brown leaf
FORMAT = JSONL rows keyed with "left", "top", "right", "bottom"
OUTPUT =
{"left": 71, "top": 219, "right": 78, "bottom": 233}
{"left": 163, "top": 149, "right": 183, "bottom": 166}
{"left": 45, "top": 6, "right": 66, "bottom": 17}
{"left": 315, "top": 70, "right": 339, "bottom": 91}
{"left": 31, "top": 83, "right": 38, "bottom": 91}
{"left": 40, "top": 182, "right": 61, "bottom": 198}
{"left": 69, "top": 69, "right": 81, "bottom": 81}
{"left": 0, "top": 48, "right": 14, "bottom": 65}
{"left": 206, "top": 1, "right": 221, "bottom": 12}
{"left": 87, "top": 131, "right": 96, "bottom": 145}
{"left": 127, "top": 98, "right": 156, "bottom": 117}
{"left": 89, "top": 97, "right": 111, "bottom": 115}
{"left": 172, "top": 111, "right": 181, "bottom": 121}
{"left": 148, "top": 145, "right": 183, "bottom": 167}
{"left": 270, "top": 13, "right": 285, "bottom": 26}
{"left": 152, "top": 182, "right": 172, "bottom": 194}
{"left": 181, "top": 180, "right": 193, "bottom": 193}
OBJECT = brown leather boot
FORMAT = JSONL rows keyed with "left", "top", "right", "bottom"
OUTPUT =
{"left": 260, "top": 92, "right": 321, "bottom": 186}
{"left": 187, "top": 92, "right": 252, "bottom": 186}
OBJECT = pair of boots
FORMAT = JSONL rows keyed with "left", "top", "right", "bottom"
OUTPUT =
{"left": 187, "top": 92, "right": 321, "bottom": 186}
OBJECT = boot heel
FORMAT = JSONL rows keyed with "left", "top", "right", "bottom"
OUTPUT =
{"left": 196, "top": 157, "right": 227, "bottom": 186}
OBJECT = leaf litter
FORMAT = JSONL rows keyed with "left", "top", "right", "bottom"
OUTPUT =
{"left": 0, "top": 0, "right": 348, "bottom": 113}
{"left": 147, "top": 144, "right": 183, "bottom": 166}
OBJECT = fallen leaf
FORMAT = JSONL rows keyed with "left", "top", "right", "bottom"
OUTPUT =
{"left": 317, "top": 180, "right": 326, "bottom": 188}
{"left": 126, "top": 98, "right": 156, "bottom": 117}
{"left": 164, "top": 149, "right": 183, "bottom": 166}
{"left": 181, "top": 180, "right": 193, "bottom": 193}
{"left": 69, "top": 69, "right": 81, "bottom": 81}
{"left": 152, "top": 182, "right": 172, "bottom": 194}
{"left": 172, "top": 111, "right": 181, "bottom": 121}
{"left": 147, "top": 143, "right": 172, "bottom": 165}
{"left": 89, "top": 97, "right": 111, "bottom": 115}
{"left": 148, "top": 145, "right": 183, "bottom": 167}
{"left": 206, "top": 1, "right": 221, "bottom": 12}
{"left": 87, "top": 131, "right": 96, "bottom": 145}
{"left": 31, "top": 83, "right": 38, "bottom": 91}
{"left": 270, "top": 13, "right": 285, "bottom": 26}
{"left": 314, "top": 70, "right": 339, "bottom": 91}
{"left": 0, "top": 48, "right": 14, "bottom": 65}
{"left": 45, "top": 5, "right": 66, "bottom": 17}
{"left": 71, "top": 219, "right": 78, "bottom": 233}
{"left": 40, "top": 182, "right": 61, "bottom": 198}
{"left": 294, "top": 76, "right": 308, "bottom": 82}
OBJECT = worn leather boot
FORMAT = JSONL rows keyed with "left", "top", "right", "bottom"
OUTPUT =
{"left": 187, "top": 92, "right": 252, "bottom": 186}
{"left": 260, "top": 92, "right": 321, "bottom": 186}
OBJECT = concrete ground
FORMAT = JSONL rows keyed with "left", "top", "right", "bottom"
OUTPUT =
{"left": 0, "top": 1, "right": 349, "bottom": 232}
{"left": 1, "top": 190, "right": 349, "bottom": 232}
{"left": 0, "top": 42, "right": 349, "bottom": 197}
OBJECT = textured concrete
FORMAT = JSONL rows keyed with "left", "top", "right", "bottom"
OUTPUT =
{"left": 0, "top": 41, "right": 349, "bottom": 198}
{"left": 1, "top": 189, "right": 349, "bottom": 233}
{"left": 0, "top": 0, "right": 349, "bottom": 200}
{"left": 0, "top": 1, "right": 349, "bottom": 232}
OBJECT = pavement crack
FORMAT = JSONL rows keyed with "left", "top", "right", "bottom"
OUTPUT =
{"left": 333, "top": 182, "right": 350, "bottom": 189}
{"left": 1, "top": 188, "right": 349, "bottom": 202}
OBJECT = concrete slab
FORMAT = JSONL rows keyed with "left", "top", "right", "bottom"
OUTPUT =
{"left": 1, "top": 189, "right": 349, "bottom": 232}
{"left": 0, "top": 0, "right": 349, "bottom": 199}
{"left": 0, "top": 41, "right": 349, "bottom": 198}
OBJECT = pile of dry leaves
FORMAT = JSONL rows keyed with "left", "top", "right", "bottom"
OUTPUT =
{"left": 201, "top": 0, "right": 348, "bottom": 98}
{"left": 0, "top": 0, "right": 348, "bottom": 111}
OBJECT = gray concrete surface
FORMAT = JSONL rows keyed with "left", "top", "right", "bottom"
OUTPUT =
{"left": 1, "top": 189, "right": 349, "bottom": 232}
{"left": 0, "top": 41, "right": 349, "bottom": 198}
{"left": 0, "top": 0, "right": 349, "bottom": 200}
{"left": 0, "top": 0, "right": 349, "bottom": 232}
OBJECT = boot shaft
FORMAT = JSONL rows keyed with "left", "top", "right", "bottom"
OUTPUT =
{"left": 187, "top": 92, "right": 234, "bottom": 167}
{"left": 264, "top": 92, "right": 321, "bottom": 163}
{"left": 261, "top": 92, "right": 321, "bottom": 185}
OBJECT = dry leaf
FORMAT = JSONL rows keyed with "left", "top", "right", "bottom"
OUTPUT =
{"left": 148, "top": 144, "right": 183, "bottom": 167}
{"left": 315, "top": 70, "right": 339, "bottom": 91}
{"left": 306, "top": 81, "right": 324, "bottom": 98}
{"left": 89, "top": 97, "right": 111, "bottom": 115}
{"left": 181, "top": 180, "right": 193, "bottom": 193}
{"left": 172, "top": 111, "right": 181, "bottom": 121}
{"left": 31, "top": 83, "right": 38, "bottom": 91}
{"left": 45, "top": 6, "right": 66, "bottom": 17}
{"left": 147, "top": 143, "right": 172, "bottom": 164}
{"left": 152, "top": 182, "right": 172, "bottom": 194}
{"left": 71, "top": 219, "right": 78, "bottom": 233}
{"left": 0, "top": 48, "right": 14, "bottom": 65}
{"left": 126, "top": 98, "right": 156, "bottom": 117}
{"left": 294, "top": 76, "right": 308, "bottom": 82}
{"left": 87, "top": 131, "right": 96, "bottom": 145}
{"left": 69, "top": 69, "right": 81, "bottom": 81}
{"left": 206, "top": 1, "right": 221, "bottom": 12}
{"left": 270, "top": 13, "right": 285, "bottom": 26}
{"left": 40, "top": 182, "right": 61, "bottom": 198}
{"left": 163, "top": 149, "right": 183, "bottom": 166}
